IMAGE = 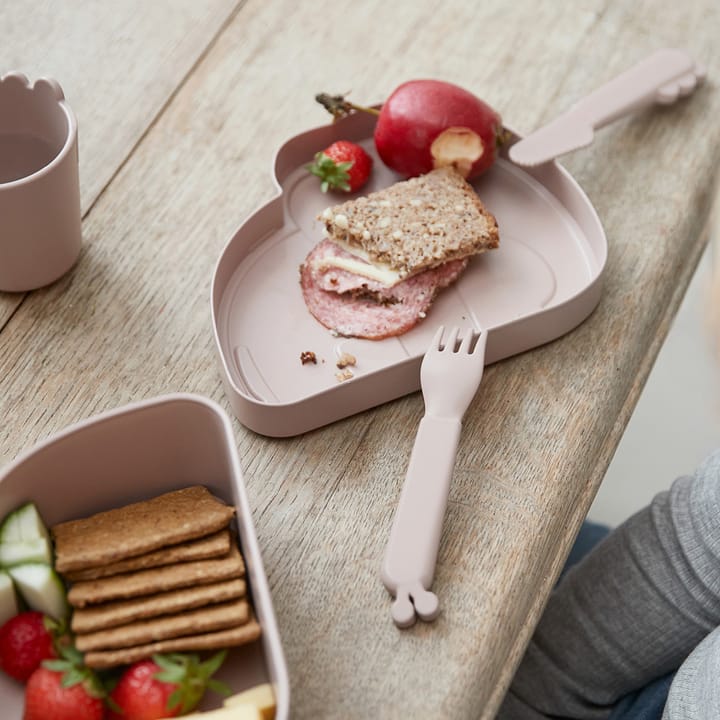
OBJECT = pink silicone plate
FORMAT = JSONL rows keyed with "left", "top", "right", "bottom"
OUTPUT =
{"left": 211, "top": 111, "right": 607, "bottom": 437}
{"left": 0, "top": 395, "right": 289, "bottom": 719}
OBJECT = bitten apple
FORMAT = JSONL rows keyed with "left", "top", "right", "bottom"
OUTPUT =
{"left": 373, "top": 79, "right": 503, "bottom": 179}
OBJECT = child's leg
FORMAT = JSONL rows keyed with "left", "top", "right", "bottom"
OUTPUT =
{"left": 561, "top": 520, "right": 611, "bottom": 578}
{"left": 661, "top": 624, "right": 720, "bottom": 719}
{"left": 498, "top": 448, "right": 720, "bottom": 719}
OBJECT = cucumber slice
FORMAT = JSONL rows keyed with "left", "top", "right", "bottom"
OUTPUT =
{"left": 0, "top": 502, "right": 51, "bottom": 545}
{"left": 8, "top": 564, "right": 68, "bottom": 621}
{"left": 0, "top": 503, "right": 53, "bottom": 568}
{"left": 0, "top": 537, "right": 52, "bottom": 567}
{"left": 0, "top": 570, "right": 19, "bottom": 625}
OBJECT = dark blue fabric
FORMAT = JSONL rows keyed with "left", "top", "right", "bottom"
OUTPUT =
{"left": 608, "top": 673, "right": 674, "bottom": 720}
{"left": 562, "top": 520, "right": 611, "bottom": 577}
{"left": 566, "top": 522, "right": 674, "bottom": 720}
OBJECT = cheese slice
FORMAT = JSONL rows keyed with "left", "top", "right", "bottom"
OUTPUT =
{"left": 180, "top": 703, "right": 262, "bottom": 720}
{"left": 224, "top": 682, "right": 275, "bottom": 718}
{"left": 316, "top": 237, "right": 403, "bottom": 286}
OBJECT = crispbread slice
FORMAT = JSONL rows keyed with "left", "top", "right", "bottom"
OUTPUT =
{"left": 319, "top": 167, "right": 499, "bottom": 279}
{"left": 75, "top": 598, "right": 249, "bottom": 652}
{"left": 63, "top": 530, "right": 232, "bottom": 582}
{"left": 83, "top": 620, "right": 262, "bottom": 669}
{"left": 68, "top": 544, "right": 244, "bottom": 608}
{"left": 71, "top": 577, "right": 246, "bottom": 633}
{"left": 52, "top": 486, "right": 235, "bottom": 573}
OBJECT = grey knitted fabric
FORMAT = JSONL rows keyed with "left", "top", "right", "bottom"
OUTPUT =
{"left": 497, "top": 449, "right": 720, "bottom": 719}
{"left": 662, "top": 626, "right": 720, "bottom": 719}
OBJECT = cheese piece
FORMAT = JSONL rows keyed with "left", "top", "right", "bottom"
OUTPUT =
{"left": 316, "top": 237, "right": 402, "bottom": 286}
{"left": 224, "top": 683, "right": 276, "bottom": 719}
{"left": 314, "top": 255, "right": 401, "bottom": 286}
{"left": 180, "top": 703, "right": 262, "bottom": 720}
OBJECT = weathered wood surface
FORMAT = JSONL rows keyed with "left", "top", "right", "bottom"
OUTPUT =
{"left": 0, "top": 0, "right": 240, "bottom": 325}
{"left": 1, "top": 1, "right": 719, "bottom": 717}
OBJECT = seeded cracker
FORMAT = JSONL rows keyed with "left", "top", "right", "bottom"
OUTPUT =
{"left": 83, "top": 620, "right": 263, "bottom": 670}
{"left": 52, "top": 486, "right": 235, "bottom": 573}
{"left": 71, "top": 577, "right": 247, "bottom": 634}
{"left": 319, "top": 166, "right": 499, "bottom": 279}
{"left": 75, "top": 598, "right": 250, "bottom": 652}
{"left": 63, "top": 530, "right": 232, "bottom": 582}
{"left": 68, "top": 544, "right": 245, "bottom": 607}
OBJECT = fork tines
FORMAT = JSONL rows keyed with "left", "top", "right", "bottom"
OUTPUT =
{"left": 433, "top": 326, "right": 482, "bottom": 353}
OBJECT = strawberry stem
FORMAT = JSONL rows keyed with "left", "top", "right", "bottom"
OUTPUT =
{"left": 306, "top": 152, "right": 353, "bottom": 192}
{"left": 315, "top": 93, "right": 381, "bottom": 120}
{"left": 152, "top": 651, "right": 230, "bottom": 714}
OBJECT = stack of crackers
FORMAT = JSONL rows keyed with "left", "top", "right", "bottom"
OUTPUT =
{"left": 51, "top": 486, "right": 261, "bottom": 669}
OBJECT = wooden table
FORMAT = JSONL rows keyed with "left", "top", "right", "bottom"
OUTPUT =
{"left": 1, "top": 2, "right": 718, "bottom": 717}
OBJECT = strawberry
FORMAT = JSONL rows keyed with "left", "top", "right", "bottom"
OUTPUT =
{"left": 307, "top": 140, "right": 373, "bottom": 193}
{"left": 24, "top": 647, "right": 105, "bottom": 720}
{"left": 0, "top": 611, "right": 57, "bottom": 682}
{"left": 108, "top": 651, "right": 230, "bottom": 720}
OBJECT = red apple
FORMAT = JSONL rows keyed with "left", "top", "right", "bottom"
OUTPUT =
{"left": 373, "top": 80, "right": 503, "bottom": 179}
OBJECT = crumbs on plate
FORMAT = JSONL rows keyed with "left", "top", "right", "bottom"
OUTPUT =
{"left": 336, "top": 352, "right": 356, "bottom": 369}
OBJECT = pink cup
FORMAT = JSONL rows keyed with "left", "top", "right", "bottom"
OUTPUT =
{"left": 0, "top": 72, "right": 82, "bottom": 292}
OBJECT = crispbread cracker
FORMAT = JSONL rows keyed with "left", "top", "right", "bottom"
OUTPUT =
{"left": 319, "top": 167, "right": 499, "bottom": 279}
{"left": 64, "top": 530, "right": 232, "bottom": 582}
{"left": 71, "top": 577, "right": 246, "bottom": 634}
{"left": 52, "top": 486, "right": 235, "bottom": 573}
{"left": 68, "top": 544, "right": 244, "bottom": 608}
{"left": 83, "top": 620, "right": 262, "bottom": 669}
{"left": 75, "top": 599, "right": 249, "bottom": 652}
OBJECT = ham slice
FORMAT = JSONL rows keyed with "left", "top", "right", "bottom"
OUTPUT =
{"left": 300, "top": 239, "right": 468, "bottom": 340}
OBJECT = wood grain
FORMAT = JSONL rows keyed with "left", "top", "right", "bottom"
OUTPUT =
{"left": 1, "top": 0, "right": 719, "bottom": 717}
{"left": 0, "top": 0, "right": 241, "bottom": 325}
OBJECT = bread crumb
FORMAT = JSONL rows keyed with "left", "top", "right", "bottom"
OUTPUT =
{"left": 336, "top": 352, "right": 356, "bottom": 369}
{"left": 300, "top": 351, "right": 317, "bottom": 365}
{"left": 335, "top": 369, "right": 354, "bottom": 382}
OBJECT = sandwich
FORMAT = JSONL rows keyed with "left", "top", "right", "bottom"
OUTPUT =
{"left": 300, "top": 166, "right": 499, "bottom": 339}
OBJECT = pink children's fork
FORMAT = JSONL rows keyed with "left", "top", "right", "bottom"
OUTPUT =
{"left": 382, "top": 326, "right": 487, "bottom": 628}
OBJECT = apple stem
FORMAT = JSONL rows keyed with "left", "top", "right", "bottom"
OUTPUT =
{"left": 315, "top": 93, "right": 381, "bottom": 120}
{"left": 496, "top": 127, "right": 514, "bottom": 148}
